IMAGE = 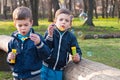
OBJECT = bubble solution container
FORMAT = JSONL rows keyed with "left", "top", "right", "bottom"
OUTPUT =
{"left": 71, "top": 46, "right": 76, "bottom": 55}
{"left": 10, "top": 49, "right": 16, "bottom": 64}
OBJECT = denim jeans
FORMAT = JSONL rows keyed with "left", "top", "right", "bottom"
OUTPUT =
{"left": 41, "top": 65, "right": 63, "bottom": 80}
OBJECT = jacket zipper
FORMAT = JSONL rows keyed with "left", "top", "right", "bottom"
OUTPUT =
{"left": 21, "top": 43, "right": 23, "bottom": 50}
{"left": 53, "top": 31, "right": 66, "bottom": 70}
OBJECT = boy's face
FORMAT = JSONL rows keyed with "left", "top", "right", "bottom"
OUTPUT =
{"left": 55, "top": 13, "right": 71, "bottom": 31}
{"left": 14, "top": 18, "right": 33, "bottom": 36}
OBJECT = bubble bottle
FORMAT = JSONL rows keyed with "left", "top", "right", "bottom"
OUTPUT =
{"left": 10, "top": 49, "right": 16, "bottom": 64}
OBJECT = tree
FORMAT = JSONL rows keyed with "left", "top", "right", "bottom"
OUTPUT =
{"left": 52, "top": 0, "right": 60, "bottom": 17}
{"left": 102, "top": 0, "right": 105, "bottom": 18}
{"left": 47, "top": 0, "right": 53, "bottom": 22}
{"left": 84, "top": 0, "right": 95, "bottom": 27}
{"left": 105, "top": 0, "right": 108, "bottom": 18}
{"left": 111, "top": 0, "right": 115, "bottom": 18}
{"left": 68, "top": 0, "right": 72, "bottom": 11}
{"left": 29, "top": 0, "right": 39, "bottom": 26}
{"left": 3, "top": 0, "right": 8, "bottom": 19}
{"left": 10, "top": 0, "right": 17, "bottom": 12}
{"left": 83, "top": 0, "right": 88, "bottom": 13}
{"left": 47, "top": 0, "right": 60, "bottom": 22}
{"left": 118, "top": 0, "right": 120, "bottom": 22}
{"left": 94, "top": 0, "right": 98, "bottom": 19}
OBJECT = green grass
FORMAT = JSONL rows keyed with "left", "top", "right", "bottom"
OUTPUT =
{"left": 78, "top": 38, "right": 120, "bottom": 69}
{"left": 0, "top": 71, "right": 12, "bottom": 80}
{"left": 0, "top": 18, "right": 120, "bottom": 79}
{"left": 72, "top": 17, "right": 120, "bottom": 35}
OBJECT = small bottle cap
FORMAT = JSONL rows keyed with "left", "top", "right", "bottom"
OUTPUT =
{"left": 12, "top": 49, "right": 16, "bottom": 54}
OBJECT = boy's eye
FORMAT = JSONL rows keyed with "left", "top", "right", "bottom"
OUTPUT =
{"left": 17, "top": 24, "right": 28, "bottom": 27}
{"left": 18, "top": 24, "right": 22, "bottom": 27}
{"left": 59, "top": 18, "right": 63, "bottom": 21}
{"left": 65, "top": 19, "right": 69, "bottom": 22}
{"left": 24, "top": 24, "right": 28, "bottom": 26}
{"left": 59, "top": 18, "right": 70, "bottom": 22}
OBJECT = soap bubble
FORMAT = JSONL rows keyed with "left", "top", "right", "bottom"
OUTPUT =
{"left": 71, "top": 29, "right": 75, "bottom": 34}
{"left": 87, "top": 51, "right": 92, "bottom": 57}
{"left": 79, "top": 12, "right": 88, "bottom": 21}
{"left": 78, "top": 31, "right": 82, "bottom": 36}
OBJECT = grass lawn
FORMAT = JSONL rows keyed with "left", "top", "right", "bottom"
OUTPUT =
{"left": 0, "top": 17, "right": 120, "bottom": 79}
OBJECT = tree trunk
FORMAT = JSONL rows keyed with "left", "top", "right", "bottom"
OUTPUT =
{"left": 18, "top": 0, "right": 22, "bottom": 6}
{"left": 1, "top": 35, "right": 120, "bottom": 80}
{"left": 83, "top": 0, "right": 88, "bottom": 13}
{"left": 93, "top": 0, "right": 98, "bottom": 19}
{"left": 0, "top": 35, "right": 13, "bottom": 52}
{"left": 23, "top": 0, "right": 29, "bottom": 7}
{"left": 84, "top": 0, "right": 94, "bottom": 27}
{"left": 0, "top": 35, "right": 12, "bottom": 71}
{"left": 68, "top": 0, "right": 72, "bottom": 11}
{"left": 111, "top": 0, "right": 115, "bottom": 18}
{"left": 118, "top": 0, "right": 120, "bottom": 22}
{"left": 10, "top": 0, "right": 17, "bottom": 12}
{"left": 52, "top": 0, "right": 60, "bottom": 17}
{"left": 41, "top": 0, "right": 45, "bottom": 18}
{"left": 64, "top": 58, "right": 120, "bottom": 80}
{"left": 105, "top": 0, "right": 108, "bottom": 18}
{"left": 0, "top": 50, "right": 10, "bottom": 71}
{"left": 47, "top": 0, "right": 53, "bottom": 22}
{"left": 3, "top": 0, "right": 8, "bottom": 19}
{"left": 30, "top": 0, "right": 39, "bottom": 26}
{"left": 102, "top": 0, "right": 105, "bottom": 18}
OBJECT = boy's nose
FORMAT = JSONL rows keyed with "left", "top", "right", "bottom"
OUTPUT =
{"left": 62, "top": 20, "right": 66, "bottom": 24}
{"left": 21, "top": 26, "right": 26, "bottom": 29}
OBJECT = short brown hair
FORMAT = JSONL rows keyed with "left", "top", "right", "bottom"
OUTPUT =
{"left": 13, "top": 6, "right": 32, "bottom": 20}
{"left": 55, "top": 8, "right": 71, "bottom": 19}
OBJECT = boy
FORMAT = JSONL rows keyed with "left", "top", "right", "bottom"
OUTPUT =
{"left": 7, "top": 6, "right": 51, "bottom": 80}
{"left": 41, "top": 8, "right": 82, "bottom": 80}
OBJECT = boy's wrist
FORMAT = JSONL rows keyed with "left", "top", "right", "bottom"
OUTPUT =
{"left": 36, "top": 42, "right": 44, "bottom": 49}
{"left": 46, "top": 35, "right": 53, "bottom": 41}
{"left": 48, "top": 35, "right": 53, "bottom": 38}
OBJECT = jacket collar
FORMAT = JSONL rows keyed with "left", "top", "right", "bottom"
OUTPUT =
{"left": 11, "top": 28, "right": 34, "bottom": 38}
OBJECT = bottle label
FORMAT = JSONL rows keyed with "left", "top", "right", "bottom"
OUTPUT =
{"left": 10, "top": 49, "right": 16, "bottom": 64}
{"left": 71, "top": 46, "right": 76, "bottom": 55}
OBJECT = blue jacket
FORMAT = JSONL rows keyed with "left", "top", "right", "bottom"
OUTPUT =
{"left": 44, "top": 28, "right": 82, "bottom": 70}
{"left": 7, "top": 29, "right": 51, "bottom": 78}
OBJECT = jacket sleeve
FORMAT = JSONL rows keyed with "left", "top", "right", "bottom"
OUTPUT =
{"left": 36, "top": 34, "right": 51, "bottom": 60}
{"left": 44, "top": 31, "right": 53, "bottom": 49}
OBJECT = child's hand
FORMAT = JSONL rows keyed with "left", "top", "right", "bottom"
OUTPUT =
{"left": 30, "top": 33, "right": 40, "bottom": 45}
{"left": 48, "top": 24, "right": 55, "bottom": 37}
{"left": 7, "top": 52, "right": 16, "bottom": 61}
{"left": 72, "top": 53, "right": 80, "bottom": 63}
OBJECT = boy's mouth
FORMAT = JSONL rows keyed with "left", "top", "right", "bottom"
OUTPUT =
{"left": 59, "top": 26, "right": 65, "bottom": 31}
{"left": 61, "top": 25, "right": 65, "bottom": 28}
{"left": 22, "top": 32, "right": 26, "bottom": 35}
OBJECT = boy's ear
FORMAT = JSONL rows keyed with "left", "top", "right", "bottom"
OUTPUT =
{"left": 13, "top": 21, "right": 16, "bottom": 27}
{"left": 53, "top": 19, "right": 56, "bottom": 23}
{"left": 30, "top": 20, "right": 33, "bottom": 26}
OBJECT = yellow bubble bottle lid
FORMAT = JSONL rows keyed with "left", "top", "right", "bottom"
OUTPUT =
{"left": 12, "top": 49, "right": 16, "bottom": 54}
